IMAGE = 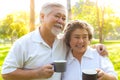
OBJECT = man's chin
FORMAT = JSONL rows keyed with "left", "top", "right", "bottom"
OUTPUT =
{"left": 52, "top": 32, "right": 61, "bottom": 37}
{"left": 51, "top": 29, "right": 62, "bottom": 37}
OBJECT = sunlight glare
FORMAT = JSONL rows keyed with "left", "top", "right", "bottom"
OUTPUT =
{"left": 0, "top": 0, "right": 79, "bottom": 19}
{"left": 0, "top": 0, "right": 119, "bottom": 19}
{"left": 90, "top": 0, "right": 120, "bottom": 16}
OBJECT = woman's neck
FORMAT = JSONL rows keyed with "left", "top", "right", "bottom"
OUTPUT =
{"left": 72, "top": 50, "right": 84, "bottom": 62}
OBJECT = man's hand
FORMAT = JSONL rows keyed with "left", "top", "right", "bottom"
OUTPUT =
{"left": 93, "top": 44, "right": 108, "bottom": 56}
{"left": 35, "top": 64, "right": 54, "bottom": 79}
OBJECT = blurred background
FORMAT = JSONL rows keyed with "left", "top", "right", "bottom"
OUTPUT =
{"left": 0, "top": 0, "right": 120, "bottom": 80}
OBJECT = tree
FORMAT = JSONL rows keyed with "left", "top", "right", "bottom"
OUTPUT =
{"left": 0, "top": 14, "right": 14, "bottom": 39}
{"left": 72, "top": 0, "right": 120, "bottom": 41}
{"left": 30, "top": 0, "right": 35, "bottom": 32}
{"left": 0, "top": 13, "right": 29, "bottom": 43}
{"left": 96, "top": 0, "right": 105, "bottom": 43}
{"left": 67, "top": 0, "right": 72, "bottom": 21}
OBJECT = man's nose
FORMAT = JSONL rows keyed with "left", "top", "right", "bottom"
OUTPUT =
{"left": 57, "top": 18, "right": 64, "bottom": 24}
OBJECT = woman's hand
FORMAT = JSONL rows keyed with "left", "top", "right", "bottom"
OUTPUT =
{"left": 96, "top": 69, "right": 117, "bottom": 80}
{"left": 96, "top": 69, "right": 105, "bottom": 80}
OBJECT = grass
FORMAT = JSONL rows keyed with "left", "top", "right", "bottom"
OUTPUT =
{"left": 0, "top": 40, "right": 120, "bottom": 80}
{"left": 0, "top": 44, "right": 11, "bottom": 80}
{"left": 91, "top": 40, "right": 120, "bottom": 79}
{"left": 106, "top": 43, "right": 120, "bottom": 79}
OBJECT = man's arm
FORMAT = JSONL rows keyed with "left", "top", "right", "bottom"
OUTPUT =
{"left": 2, "top": 69, "right": 37, "bottom": 80}
{"left": 2, "top": 64, "right": 54, "bottom": 80}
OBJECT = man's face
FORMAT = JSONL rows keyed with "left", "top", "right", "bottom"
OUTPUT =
{"left": 70, "top": 28, "right": 90, "bottom": 54}
{"left": 41, "top": 7, "right": 66, "bottom": 36}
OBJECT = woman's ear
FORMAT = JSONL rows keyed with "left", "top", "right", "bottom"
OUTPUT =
{"left": 88, "top": 40, "right": 91, "bottom": 45}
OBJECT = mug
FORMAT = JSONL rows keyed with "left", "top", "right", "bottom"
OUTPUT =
{"left": 52, "top": 60, "right": 67, "bottom": 72}
{"left": 82, "top": 69, "right": 97, "bottom": 80}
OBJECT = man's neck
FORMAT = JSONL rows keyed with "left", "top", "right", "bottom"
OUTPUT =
{"left": 39, "top": 27, "right": 56, "bottom": 48}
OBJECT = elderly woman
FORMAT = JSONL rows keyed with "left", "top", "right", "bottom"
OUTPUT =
{"left": 62, "top": 20, "right": 117, "bottom": 80}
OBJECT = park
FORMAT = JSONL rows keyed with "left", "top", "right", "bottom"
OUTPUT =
{"left": 0, "top": 0, "right": 120, "bottom": 80}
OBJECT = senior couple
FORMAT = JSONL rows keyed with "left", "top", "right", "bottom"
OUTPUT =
{"left": 1, "top": 2, "right": 117, "bottom": 80}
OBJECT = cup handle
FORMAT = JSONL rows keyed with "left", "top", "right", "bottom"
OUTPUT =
{"left": 51, "top": 63, "right": 55, "bottom": 71}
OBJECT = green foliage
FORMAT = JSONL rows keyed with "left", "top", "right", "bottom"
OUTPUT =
{"left": 0, "top": 44, "right": 11, "bottom": 80}
{"left": 72, "top": 1, "right": 97, "bottom": 27}
{"left": 0, "top": 14, "right": 14, "bottom": 39}
{"left": 10, "top": 20, "right": 28, "bottom": 37}
{"left": 104, "top": 41, "right": 120, "bottom": 80}
{"left": 72, "top": 0, "right": 120, "bottom": 40}
{"left": 0, "top": 11, "right": 29, "bottom": 42}
{"left": 92, "top": 40, "right": 120, "bottom": 79}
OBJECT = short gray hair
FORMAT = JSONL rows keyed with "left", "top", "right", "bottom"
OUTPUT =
{"left": 40, "top": 2, "right": 66, "bottom": 15}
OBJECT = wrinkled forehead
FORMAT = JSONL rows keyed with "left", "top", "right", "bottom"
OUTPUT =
{"left": 41, "top": 4, "right": 66, "bottom": 14}
{"left": 45, "top": 6, "right": 66, "bottom": 15}
{"left": 51, "top": 7, "right": 66, "bottom": 16}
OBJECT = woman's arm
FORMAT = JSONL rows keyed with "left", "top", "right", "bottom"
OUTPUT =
{"left": 96, "top": 69, "right": 117, "bottom": 80}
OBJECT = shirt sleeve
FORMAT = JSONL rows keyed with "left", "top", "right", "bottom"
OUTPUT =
{"left": 1, "top": 39, "right": 25, "bottom": 74}
{"left": 100, "top": 56, "right": 118, "bottom": 79}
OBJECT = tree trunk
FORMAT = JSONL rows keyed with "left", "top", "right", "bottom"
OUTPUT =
{"left": 30, "top": 0, "right": 35, "bottom": 32}
{"left": 96, "top": 0, "right": 103, "bottom": 43}
{"left": 101, "top": 7, "right": 105, "bottom": 42}
{"left": 67, "top": 0, "right": 72, "bottom": 22}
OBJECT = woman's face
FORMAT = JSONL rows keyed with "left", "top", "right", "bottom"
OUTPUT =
{"left": 70, "top": 28, "right": 90, "bottom": 54}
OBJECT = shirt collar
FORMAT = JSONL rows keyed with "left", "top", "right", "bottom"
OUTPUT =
{"left": 67, "top": 46, "right": 94, "bottom": 64}
{"left": 30, "top": 27, "right": 61, "bottom": 46}
{"left": 67, "top": 50, "right": 76, "bottom": 64}
{"left": 31, "top": 27, "right": 44, "bottom": 43}
{"left": 83, "top": 46, "right": 94, "bottom": 59}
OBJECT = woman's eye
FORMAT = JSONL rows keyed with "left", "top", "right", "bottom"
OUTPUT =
{"left": 74, "top": 37, "right": 80, "bottom": 39}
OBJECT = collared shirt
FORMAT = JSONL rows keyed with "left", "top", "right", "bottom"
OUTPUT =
{"left": 62, "top": 46, "right": 117, "bottom": 80}
{"left": 1, "top": 27, "right": 67, "bottom": 80}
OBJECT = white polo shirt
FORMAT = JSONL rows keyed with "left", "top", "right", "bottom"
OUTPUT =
{"left": 62, "top": 46, "right": 117, "bottom": 80}
{"left": 1, "top": 27, "right": 67, "bottom": 80}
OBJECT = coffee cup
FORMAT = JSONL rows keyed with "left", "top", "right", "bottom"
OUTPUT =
{"left": 52, "top": 60, "right": 67, "bottom": 72}
{"left": 82, "top": 69, "right": 97, "bottom": 80}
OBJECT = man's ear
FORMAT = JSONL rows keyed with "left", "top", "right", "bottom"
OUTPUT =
{"left": 40, "top": 13, "right": 44, "bottom": 22}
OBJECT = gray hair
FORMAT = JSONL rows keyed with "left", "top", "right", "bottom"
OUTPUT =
{"left": 40, "top": 2, "right": 66, "bottom": 15}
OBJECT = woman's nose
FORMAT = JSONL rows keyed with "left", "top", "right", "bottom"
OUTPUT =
{"left": 78, "top": 38, "right": 84, "bottom": 43}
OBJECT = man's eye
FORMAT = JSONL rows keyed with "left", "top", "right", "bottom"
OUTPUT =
{"left": 83, "top": 36, "right": 88, "bottom": 39}
{"left": 62, "top": 17, "right": 66, "bottom": 21}
{"left": 55, "top": 15, "right": 60, "bottom": 18}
